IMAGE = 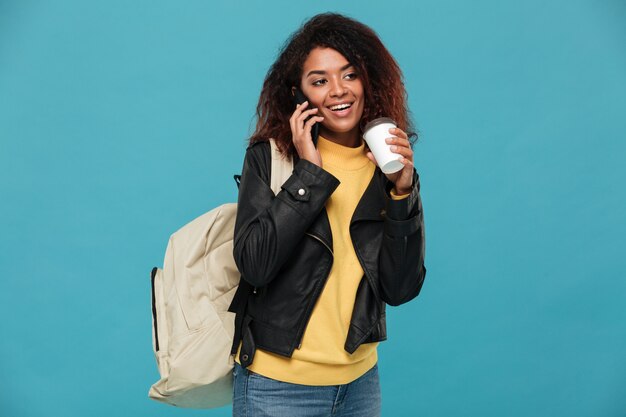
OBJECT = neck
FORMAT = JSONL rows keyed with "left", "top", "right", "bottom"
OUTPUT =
{"left": 318, "top": 125, "right": 361, "bottom": 148}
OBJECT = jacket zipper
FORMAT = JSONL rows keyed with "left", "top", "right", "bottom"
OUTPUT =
{"left": 306, "top": 232, "right": 333, "bottom": 255}
{"left": 295, "top": 233, "right": 334, "bottom": 349}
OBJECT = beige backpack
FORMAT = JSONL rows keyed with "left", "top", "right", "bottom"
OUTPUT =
{"left": 149, "top": 139, "right": 292, "bottom": 408}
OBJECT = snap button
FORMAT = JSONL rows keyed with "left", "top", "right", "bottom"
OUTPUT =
{"left": 298, "top": 188, "right": 306, "bottom": 196}
{"left": 242, "top": 354, "right": 249, "bottom": 361}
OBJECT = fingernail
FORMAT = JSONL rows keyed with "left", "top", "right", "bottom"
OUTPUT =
{"left": 385, "top": 138, "right": 392, "bottom": 144}
{"left": 390, "top": 145, "right": 397, "bottom": 151}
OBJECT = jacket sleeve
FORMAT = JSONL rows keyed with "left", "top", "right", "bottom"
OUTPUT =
{"left": 233, "top": 143, "right": 340, "bottom": 288}
{"left": 378, "top": 169, "right": 427, "bottom": 306}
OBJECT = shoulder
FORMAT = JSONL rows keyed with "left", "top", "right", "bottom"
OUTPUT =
{"left": 243, "top": 140, "right": 271, "bottom": 183}
{"left": 246, "top": 140, "right": 271, "bottom": 156}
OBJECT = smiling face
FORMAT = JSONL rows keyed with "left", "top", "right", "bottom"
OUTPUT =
{"left": 299, "top": 47, "right": 365, "bottom": 146}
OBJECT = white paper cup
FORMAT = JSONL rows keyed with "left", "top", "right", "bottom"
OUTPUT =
{"left": 362, "top": 117, "right": 404, "bottom": 174}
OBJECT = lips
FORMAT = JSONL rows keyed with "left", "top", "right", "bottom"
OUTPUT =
{"left": 325, "top": 101, "right": 355, "bottom": 118}
{"left": 328, "top": 103, "right": 352, "bottom": 111}
{"left": 327, "top": 102, "right": 353, "bottom": 111}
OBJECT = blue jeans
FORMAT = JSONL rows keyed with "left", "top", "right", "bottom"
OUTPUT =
{"left": 232, "top": 362, "right": 382, "bottom": 417}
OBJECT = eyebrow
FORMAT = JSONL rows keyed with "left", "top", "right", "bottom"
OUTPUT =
{"left": 305, "top": 63, "right": 354, "bottom": 78}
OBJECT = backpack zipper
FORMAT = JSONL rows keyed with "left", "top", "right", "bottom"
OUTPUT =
{"left": 150, "top": 267, "right": 160, "bottom": 352}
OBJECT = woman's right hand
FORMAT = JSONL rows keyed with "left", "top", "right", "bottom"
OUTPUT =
{"left": 289, "top": 101, "right": 324, "bottom": 167}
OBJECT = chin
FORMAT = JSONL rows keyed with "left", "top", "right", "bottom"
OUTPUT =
{"left": 324, "top": 118, "right": 361, "bottom": 133}
{"left": 326, "top": 124, "right": 357, "bottom": 134}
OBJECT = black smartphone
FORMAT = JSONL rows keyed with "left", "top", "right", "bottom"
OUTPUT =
{"left": 292, "top": 88, "right": 319, "bottom": 147}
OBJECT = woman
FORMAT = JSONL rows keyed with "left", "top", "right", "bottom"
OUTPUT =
{"left": 228, "top": 12, "right": 426, "bottom": 417}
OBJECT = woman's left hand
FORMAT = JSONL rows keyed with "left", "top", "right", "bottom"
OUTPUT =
{"left": 366, "top": 127, "right": 414, "bottom": 195}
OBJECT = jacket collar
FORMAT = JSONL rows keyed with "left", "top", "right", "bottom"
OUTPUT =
{"left": 351, "top": 170, "right": 388, "bottom": 223}
{"left": 306, "top": 169, "right": 387, "bottom": 251}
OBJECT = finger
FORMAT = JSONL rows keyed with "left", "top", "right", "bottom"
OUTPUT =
{"left": 389, "top": 127, "right": 408, "bottom": 139}
{"left": 290, "top": 103, "right": 303, "bottom": 133}
{"left": 295, "top": 100, "right": 309, "bottom": 112}
{"left": 399, "top": 157, "right": 414, "bottom": 168}
{"left": 297, "top": 108, "right": 319, "bottom": 125}
{"left": 290, "top": 101, "right": 309, "bottom": 123}
{"left": 385, "top": 136, "right": 411, "bottom": 148}
{"left": 304, "top": 116, "right": 324, "bottom": 130}
{"left": 390, "top": 145, "right": 413, "bottom": 160}
{"left": 295, "top": 111, "right": 319, "bottom": 136}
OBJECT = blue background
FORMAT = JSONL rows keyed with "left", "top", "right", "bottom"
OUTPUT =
{"left": 1, "top": 0, "right": 625, "bottom": 416}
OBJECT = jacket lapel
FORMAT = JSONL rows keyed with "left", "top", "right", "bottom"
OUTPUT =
{"left": 306, "top": 170, "right": 387, "bottom": 252}
{"left": 351, "top": 170, "right": 387, "bottom": 224}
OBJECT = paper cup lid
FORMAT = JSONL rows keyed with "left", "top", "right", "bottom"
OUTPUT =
{"left": 363, "top": 117, "right": 397, "bottom": 133}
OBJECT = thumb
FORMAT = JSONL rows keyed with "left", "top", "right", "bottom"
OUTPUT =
{"left": 366, "top": 151, "right": 378, "bottom": 167}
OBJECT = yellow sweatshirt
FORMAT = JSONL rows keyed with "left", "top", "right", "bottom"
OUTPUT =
{"left": 238, "top": 136, "right": 407, "bottom": 385}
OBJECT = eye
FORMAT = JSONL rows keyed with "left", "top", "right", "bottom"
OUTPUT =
{"left": 312, "top": 78, "right": 327, "bottom": 86}
{"left": 344, "top": 72, "right": 358, "bottom": 80}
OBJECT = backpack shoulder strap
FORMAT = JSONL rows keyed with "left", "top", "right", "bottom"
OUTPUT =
{"left": 269, "top": 138, "right": 293, "bottom": 196}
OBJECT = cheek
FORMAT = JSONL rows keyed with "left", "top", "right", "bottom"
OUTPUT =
{"left": 311, "top": 94, "right": 327, "bottom": 109}
{"left": 354, "top": 84, "right": 365, "bottom": 112}
{"left": 300, "top": 86, "right": 323, "bottom": 107}
{"left": 356, "top": 98, "right": 365, "bottom": 118}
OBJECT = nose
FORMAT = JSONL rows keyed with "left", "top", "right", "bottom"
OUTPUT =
{"left": 329, "top": 77, "right": 347, "bottom": 98}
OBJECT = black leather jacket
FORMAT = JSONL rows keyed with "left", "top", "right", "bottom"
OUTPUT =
{"left": 228, "top": 141, "right": 426, "bottom": 368}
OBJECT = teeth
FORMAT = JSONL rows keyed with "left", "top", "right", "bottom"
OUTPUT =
{"left": 330, "top": 103, "right": 351, "bottom": 111}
